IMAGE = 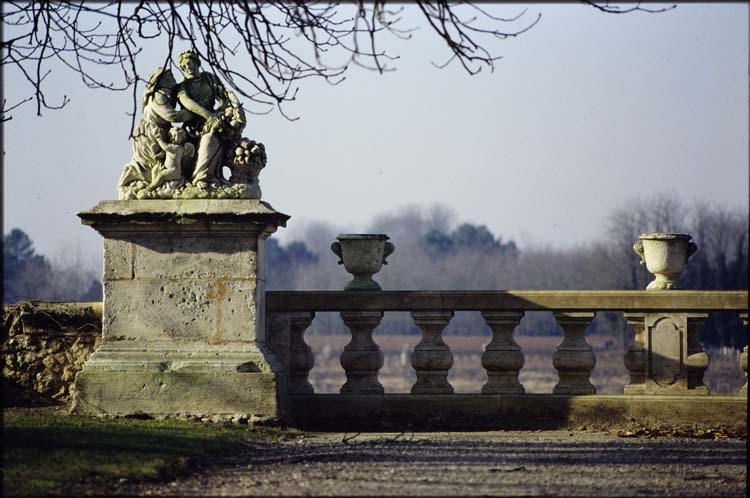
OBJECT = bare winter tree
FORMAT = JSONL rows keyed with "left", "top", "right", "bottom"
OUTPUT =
{"left": 1, "top": 1, "right": 673, "bottom": 127}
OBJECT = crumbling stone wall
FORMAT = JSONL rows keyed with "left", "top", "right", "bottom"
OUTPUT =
{"left": 2, "top": 301, "right": 102, "bottom": 404}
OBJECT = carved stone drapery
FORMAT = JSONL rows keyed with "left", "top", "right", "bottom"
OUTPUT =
{"left": 289, "top": 312, "right": 315, "bottom": 394}
{"left": 481, "top": 311, "right": 525, "bottom": 394}
{"left": 552, "top": 312, "right": 596, "bottom": 395}
{"left": 410, "top": 311, "right": 454, "bottom": 394}
{"left": 623, "top": 313, "right": 646, "bottom": 394}
{"left": 340, "top": 311, "right": 384, "bottom": 394}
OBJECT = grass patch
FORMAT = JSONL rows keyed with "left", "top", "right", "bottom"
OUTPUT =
{"left": 2, "top": 407, "right": 297, "bottom": 497}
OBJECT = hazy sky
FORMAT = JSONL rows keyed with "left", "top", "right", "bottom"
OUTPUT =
{"left": 3, "top": 3, "right": 748, "bottom": 269}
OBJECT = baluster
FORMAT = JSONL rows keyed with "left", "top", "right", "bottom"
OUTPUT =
{"left": 340, "top": 311, "right": 384, "bottom": 394}
{"left": 740, "top": 313, "right": 748, "bottom": 396}
{"left": 552, "top": 312, "right": 596, "bottom": 395}
{"left": 266, "top": 312, "right": 290, "bottom": 372}
{"left": 288, "top": 312, "right": 315, "bottom": 394}
{"left": 686, "top": 314, "right": 709, "bottom": 393}
{"left": 481, "top": 311, "right": 524, "bottom": 394}
{"left": 623, "top": 313, "right": 646, "bottom": 394}
{"left": 410, "top": 311, "right": 454, "bottom": 394}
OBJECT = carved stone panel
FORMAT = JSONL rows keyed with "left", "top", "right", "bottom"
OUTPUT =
{"left": 649, "top": 317, "right": 684, "bottom": 387}
{"left": 643, "top": 313, "right": 709, "bottom": 395}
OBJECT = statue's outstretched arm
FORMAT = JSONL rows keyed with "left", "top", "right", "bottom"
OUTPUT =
{"left": 152, "top": 93, "right": 188, "bottom": 123}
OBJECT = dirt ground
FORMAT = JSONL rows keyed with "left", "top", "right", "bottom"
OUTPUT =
{"left": 122, "top": 431, "right": 747, "bottom": 497}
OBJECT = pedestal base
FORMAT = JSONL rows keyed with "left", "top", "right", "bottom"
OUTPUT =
{"left": 71, "top": 342, "right": 287, "bottom": 418}
{"left": 73, "top": 372, "right": 285, "bottom": 419}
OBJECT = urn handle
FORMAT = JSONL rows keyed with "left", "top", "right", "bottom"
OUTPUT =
{"left": 382, "top": 241, "right": 395, "bottom": 265}
{"left": 686, "top": 241, "right": 698, "bottom": 263}
{"left": 633, "top": 240, "right": 645, "bottom": 265}
{"left": 331, "top": 241, "right": 344, "bottom": 265}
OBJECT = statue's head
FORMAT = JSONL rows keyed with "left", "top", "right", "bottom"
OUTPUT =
{"left": 169, "top": 126, "right": 187, "bottom": 145}
{"left": 142, "top": 68, "right": 177, "bottom": 109}
{"left": 147, "top": 68, "right": 176, "bottom": 91}
{"left": 178, "top": 50, "right": 201, "bottom": 79}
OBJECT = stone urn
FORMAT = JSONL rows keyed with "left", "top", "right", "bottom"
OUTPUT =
{"left": 331, "top": 234, "right": 395, "bottom": 291}
{"left": 633, "top": 233, "right": 697, "bottom": 290}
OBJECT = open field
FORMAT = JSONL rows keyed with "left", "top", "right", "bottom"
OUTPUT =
{"left": 306, "top": 334, "right": 745, "bottom": 395}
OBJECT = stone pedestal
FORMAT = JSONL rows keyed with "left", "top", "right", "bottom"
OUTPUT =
{"left": 71, "top": 200, "right": 290, "bottom": 419}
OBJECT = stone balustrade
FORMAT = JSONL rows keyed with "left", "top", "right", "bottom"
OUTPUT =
{"left": 3, "top": 291, "right": 746, "bottom": 431}
{"left": 266, "top": 290, "right": 749, "bottom": 398}
{"left": 266, "top": 290, "right": 748, "bottom": 430}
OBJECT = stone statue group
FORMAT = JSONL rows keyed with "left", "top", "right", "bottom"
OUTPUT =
{"left": 117, "top": 50, "right": 266, "bottom": 200}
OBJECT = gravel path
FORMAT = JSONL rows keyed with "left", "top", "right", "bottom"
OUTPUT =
{"left": 123, "top": 431, "right": 747, "bottom": 497}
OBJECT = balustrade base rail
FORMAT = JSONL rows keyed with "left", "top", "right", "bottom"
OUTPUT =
{"left": 289, "top": 394, "right": 747, "bottom": 433}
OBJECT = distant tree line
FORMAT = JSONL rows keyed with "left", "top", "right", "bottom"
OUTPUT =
{"left": 4, "top": 194, "right": 747, "bottom": 348}
{"left": 3, "top": 229, "right": 101, "bottom": 304}
{"left": 265, "top": 196, "right": 747, "bottom": 349}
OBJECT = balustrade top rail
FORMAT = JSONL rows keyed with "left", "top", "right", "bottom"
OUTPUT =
{"left": 266, "top": 290, "right": 749, "bottom": 313}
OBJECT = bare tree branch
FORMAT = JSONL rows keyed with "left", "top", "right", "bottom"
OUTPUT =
{"left": 1, "top": 1, "right": 672, "bottom": 129}
{"left": 582, "top": 1, "right": 677, "bottom": 15}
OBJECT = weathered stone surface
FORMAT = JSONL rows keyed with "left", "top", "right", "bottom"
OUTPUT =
{"left": 103, "top": 278, "right": 258, "bottom": 343}
{"left": 740, "top": 314, "right": 748, "bottom": 396}
{"left": 72, "top": 370, "right": 282, "bottom": 417}
{"left": 340, "top": 311, "right": 384, "bottom": 394}
{"left": 640, "top": 313, "right": 709, "bottom": 395}
{"left": 2, "top": 302, "right": 102, "bottom": 404}
{"left": 623, "top": 313, "right": 646, "bottom": 394}
{"left": 103, "top": 239, "right": 134, "bottom": 281}
{"left": 410, "top": 311, "right": 454, "bottom": 394}
{"left": 330, "top": 234, "right": 394, "bottom": 291}
{"left": 117, "top": 54, "right": 267, "bottom": 201}
{"left": 73, "top": 199, "right": 289, "bottom": 418}
{"left": 481, "top": 311, "right": 524, "bottom": 394}
{"left": 552, "top": 312, "right": 596, "bottom": 395}
{"left": 79, "top": 342, "right": 280, "bottom": 373}
{"left": 265, "top": 312, "right": 290, "bottom": 371}
{"left": 633, "top": 232, "right": 697, "bottom": 290}
{"left": 131, "top": 236, "right": 258, "bottom": 280}
{"left": 266, "top": 290, "right": 749, "bottom": 313}
{"left": 79, "top": 199, "right": 287, "bottom": 223}
{"left": 288, "top": 312, "right": 315, "bottom": 395}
